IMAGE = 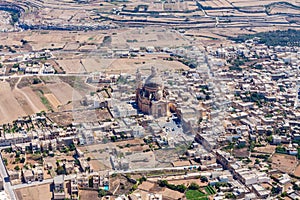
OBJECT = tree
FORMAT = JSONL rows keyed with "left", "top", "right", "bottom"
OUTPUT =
{"left": 69, "top": 143, "right": 76, "bottom": 151}
{"left": 87, "top": 157, "right": 91, "bottom": 162}
{"left": 131, "top": 184, "right": 138, "bottom": 191}
{"left": 15, "top": 151, "right": 21, "bottom": 158}
{"left": 3, "top": 158, "right": 7, "bottom": 166}
{"left": 293, "top": 184, "right": 300, "bottom": 191}
{"left": 158, "top": 180, "right": 168, "bottom": 187}
{"left": 281, "top": 192, "right": 288, "bottom": 197}
{"left": 138, "top": 176, "right": 147, "bottom": 184}
{"left": 188, "top": 182, "right": 200, "bottom": 190}
{"left": 14, "top": 165, "right": 20, "bottom": 171}
{"left": 32, "top": 78, "right": 41, "bottom": 85}
{"left": 111, "top": 136, "right": 117, "bottom": 142}
{"left": 20, "top": 157, "right": 25, "bottom": 163}
{"left": 56, "top": 166, "right": 66, "bottom": 175}
{"left": 266, "top": 136, "right": 273, "bottom": 144}
{"left": 98, "top": 189, "right": 108, "bottom": 197}
{"left": 88, "top": 177, "right": 93, "bottom": 188}
{"left": 225, "top": 193, "right": 236, "bottom": 199}
{"left": 200, "top": 176, "right": 208, "bottom": 182}
{"left": 12, "top": 63, "right": 19, "bottom": 68}
{"left": 176, "top": 184, "right": 187, "bottom": 193}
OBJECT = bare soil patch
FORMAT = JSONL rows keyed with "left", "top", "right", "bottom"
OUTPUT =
{"left": 0, "top": 82, "right": 26, "bottom": 124}
{"left": 15, "top": 183, "right": 52, "bottom": 200}
{"left": 271, "top": 153, "right": 298, "bottom": 174}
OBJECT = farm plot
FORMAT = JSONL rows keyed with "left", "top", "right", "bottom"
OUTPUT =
{"left": 44, "top": 93, "right": 61, "bottom": 108}
{"left": 204, "top": 186, "right": 216, "bottom": 195}
{"left": 186, "top": 190, "right": 208, "bottom": 200}
{"left": 46, "top": 82, "right": 80, "bottom": 105}
{"left": 0, "top": 82, "right": 26, "bottom": 124}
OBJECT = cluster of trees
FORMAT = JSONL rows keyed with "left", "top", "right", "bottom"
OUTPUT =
{"left": 158, "top": 180, "right": 187, "bottom": 193}
{"left": 10, "top": 11, "right": 20, "bottom": 25}
{"left": 98, "top": 188, "right": 109, "bottom": 197}
{"left": 231, "top": 29, "right": 300, "bottom": 47}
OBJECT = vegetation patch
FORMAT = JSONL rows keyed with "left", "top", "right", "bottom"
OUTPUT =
{"left": 185, "top": 190, "right": 208, "bottom": 200}
{"left": 204, "top": 185, "right": 216, "bottom": 195}
{"left": 230, "top": 29, "right": 300, "bottom": 47}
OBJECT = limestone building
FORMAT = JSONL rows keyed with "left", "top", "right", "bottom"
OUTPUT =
{"left": 136, "top": 67, "right": 168, "bottom": 118}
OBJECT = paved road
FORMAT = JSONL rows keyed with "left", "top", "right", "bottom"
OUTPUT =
{"left": 11, "top": 174, "right": 76, "bottom": 190}
{"left": 10, "top": 165, "right": 200, "bottom": 191}
{"left": 110, "top": 164, "right": 200, "bottom": 175}
{"left": 1, "top": 73, "right": 89, "bottom": 80}
{"left": 0, "top": 154, "right": 16, "bottom": 200}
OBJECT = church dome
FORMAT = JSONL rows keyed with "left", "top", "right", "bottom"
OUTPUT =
{"left": 144, "top": 67, "right": 163, "bottom": 89}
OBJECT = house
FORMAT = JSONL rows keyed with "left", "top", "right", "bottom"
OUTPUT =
{"left": 79, "top": 158, "right": 90, "bottom": 172}
{"left": 33, "top": 167, "right": 44, "bottom": 181}
{"left": 70, "top": 178, "right": 78, "bottom": 199}
{"left": 8, "top": 170, "right": 20, "bottom": 181}
{"left": 65, "top": 162, "right": 74, "bottom": 174}
{"left": 53, "top": 175, "right": 65, "bottom": 200}
{"left": 23, "top": 170, "right": 34, "bottom": 183}
{"left": 77, "top": 173, "right": 89, "bottom": 188}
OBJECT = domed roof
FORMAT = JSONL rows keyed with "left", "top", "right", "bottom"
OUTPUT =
{"left": 144, "top": 67, "right": 163, "bottom": 88}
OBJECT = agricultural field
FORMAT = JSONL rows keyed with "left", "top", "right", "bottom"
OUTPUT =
{"left": 204, "top": 185, "right": 216, "bottom": 195}
{"left": 0, "top": 74, "right": 95, "bottom": 125}
{"left": 44, "top": 93, "right": 61, "bottom": 109}
{"left": 185, "top": 190, "right": 208, "bottom": 200}
{"left": 0, "top": 82, "right": 27, "bottom": 124}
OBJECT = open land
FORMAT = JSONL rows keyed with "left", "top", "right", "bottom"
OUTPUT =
{"left": 15, "top": 183, "right": 52, "bottom": 200}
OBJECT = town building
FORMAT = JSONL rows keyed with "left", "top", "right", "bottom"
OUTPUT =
{"left": 136, "top": 67, "right": 168, "bottom": 118}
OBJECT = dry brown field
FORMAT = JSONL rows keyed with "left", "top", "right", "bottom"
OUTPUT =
{"left": 229, "top": 0, "right": 300, "bottom": 7}
{"left": 46, "top": 82, "right": 80, "bottom": 105}
{"left": 172, "top": 160, "right": 191, "bottom": 167}
{"left": 79, "top": 190, "right": 100, "bottom": 200}
{"left": 56, "top": 59, "right": 85, "bottom": 73}
{"left": 114, "top": 139, "right": 145, "bottom": 146}
{"left": 159, "top": 188, "right": 184, "bottom": 199}
{"left": 271, "top": 153, "right": 298, "bottom": 174}
{"left": 294, "top": 164, "right": 300, "bottom": 177}
{"left": 138, "top": 181, "right": 155, "bottom": 191}
{"left": 57, "top": 54, "right": 189, "bottom": 74}
{"left": 168, "top": 179, "right": 209, "bottom": 187}
{"left": 21, "top": 87, "right": 47, "bottom": 112}
{"left": 15, "top": 183, "right": 52, "bottom": 200}
{"left": 82, "top": 57, "right": 189, "bottom": 74}
{"left": 0, "top": 82, "right": 26, "bottom": 124}
{"left": 254, "top": 145, "right": 276, "bottom": 154}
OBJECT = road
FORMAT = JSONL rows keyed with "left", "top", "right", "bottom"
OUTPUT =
{"left": 9, "top": 165, "right": 200, "bottom": 191}
{"left": 1, "top": 73, "right": 89, "bottom": 81}
{"left": 110, "top": 164, "right": 200, "bottom": 175}
{"left": 11, "top": 174, "right": 76, "bottom": 190}
{"left": 0, "top": 153, "right": 16, "bottom": 200}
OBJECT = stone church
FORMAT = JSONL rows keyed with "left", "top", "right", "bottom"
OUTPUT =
{"left": 136, "top": 67, "right": 168, "bottom": 118}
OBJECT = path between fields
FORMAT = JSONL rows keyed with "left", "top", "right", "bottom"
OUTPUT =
{"left": 14, "top": 77, "right": 40, "bottom": 113}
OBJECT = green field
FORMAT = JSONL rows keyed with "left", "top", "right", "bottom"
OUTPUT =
{"left": 185, "top": 190, "right": 208, "bottom": 200}
{"left": 204, "top": 186, "right": 216, "bottom": 195}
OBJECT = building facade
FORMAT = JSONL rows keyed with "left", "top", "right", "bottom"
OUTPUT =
{"left": 136, "top": 67, "right": 168, "bottom": 118}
